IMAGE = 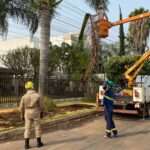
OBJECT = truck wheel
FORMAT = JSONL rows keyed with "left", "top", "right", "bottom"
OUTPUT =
{"left": 137, "top": 105, "right": 149, "bottom": 118}
{"left": 146, "top": 104, "right": 150, "bottom": 117}
{"left": 137, "top": 108, "right": 143, "bottom": 118}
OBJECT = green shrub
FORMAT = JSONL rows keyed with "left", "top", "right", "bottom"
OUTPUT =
{"left": 104, "top": 55, "right": 150, "bottom": 84}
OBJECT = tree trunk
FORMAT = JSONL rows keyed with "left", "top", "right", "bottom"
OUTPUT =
{"left": 39, "top": 4, "right": 50, "bottom": 97}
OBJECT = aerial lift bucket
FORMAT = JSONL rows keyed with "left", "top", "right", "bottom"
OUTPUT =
{"left": 96, "top": 19, "right": 112, "bottom": 38}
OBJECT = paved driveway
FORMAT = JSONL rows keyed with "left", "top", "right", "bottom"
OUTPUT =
{"left": 1, "top": 116, "right": 150, "bottom": 150}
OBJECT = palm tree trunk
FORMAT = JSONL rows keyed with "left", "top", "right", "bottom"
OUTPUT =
{"left": 39, "top": 3, "right": 50, "bottom": 97}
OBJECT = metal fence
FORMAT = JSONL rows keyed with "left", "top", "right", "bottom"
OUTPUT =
{"left": 0, "top": 75, "right": 84, "bottom": 105}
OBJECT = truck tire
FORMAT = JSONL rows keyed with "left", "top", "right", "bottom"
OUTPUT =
{"left": 137, "top": 103, "right": 149, "bottom": 118}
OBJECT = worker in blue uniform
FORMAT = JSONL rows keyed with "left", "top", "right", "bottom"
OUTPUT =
{"left": 103, "top": 80, "right": 118, "bottom": 138}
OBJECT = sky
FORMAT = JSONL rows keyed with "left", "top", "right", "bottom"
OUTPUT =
{"left": 106, "top": 0, "right": 150, "bottom": 43}
{"left": 3, "top": 0, "right": 150, "bottom": 43}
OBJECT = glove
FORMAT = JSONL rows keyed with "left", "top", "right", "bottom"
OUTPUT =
{"left": 40, "top": 112, "right": 44, "bottom": 119}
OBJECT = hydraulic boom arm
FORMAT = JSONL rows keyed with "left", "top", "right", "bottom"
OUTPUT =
{"left": 96, "top": 12, "right": 150, "bottom": 38}
{"left": 124, "top": 50, "right": 150, "bottom": 88}
{"left": 111, "top": 12, "right": 150, "bottom": 26}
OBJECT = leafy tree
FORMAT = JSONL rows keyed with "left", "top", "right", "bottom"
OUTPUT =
{"left": 49, "top": 42, "right": 90, "bottom": 80}
{"left": 0, "top": 47, "right": 39, "bottom": 77}
{"left": 104, "top": 56, "right": 138, "bottom": 83}
{"left": 104, "top": 55, "right": 150, "bottom": 84}
{"left": 0, "top": 43, "right": 90, "bottom": 81}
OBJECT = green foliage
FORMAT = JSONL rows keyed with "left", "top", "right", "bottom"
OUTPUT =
{"left": 85, "top": 0, "right": 109, "bottom": 11}
{"left": 0, "top": 47, "right": 39, "bottom": 77}
{"left": 0, "top": 42, "right": 89, "bottom": 81}
{"left": 104, "top": 55, "right": 150, "bottom": 84}
{"left": 141, "top": 61, "right": 150, "bottom": 75}
{"left": 119, "top": 6, "right": 125, "bottom": 56}
{"left": 49, "top": 42, "right": 90, "bottom": 80}
{"left": 129, "top": 7, "right": 149, "bottom": 17}
{"left": 104, "top": 55, "right": 139, "bottom": 83}
{"left": 44, "top": 97, "right": 57, "bottom": 112}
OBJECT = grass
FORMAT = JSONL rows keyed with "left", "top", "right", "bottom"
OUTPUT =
{"left": 43, "top": 107, "right": 96, "bottom": 123}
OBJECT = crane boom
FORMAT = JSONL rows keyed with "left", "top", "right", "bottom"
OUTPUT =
{"left": 96, "top": 11, "right": 150, "bottom": 38}
{"left": 124, "top": 50, "right": 150, "bottom": 88}
{"left": 111, "top": 12, "right": 150, "bottom": 26}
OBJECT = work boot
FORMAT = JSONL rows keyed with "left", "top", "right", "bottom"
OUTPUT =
{"left": 104, "top": 132, "right": 111, "bottom": 138}
{"left": 112, "top": 130, "right": 118, "bottom": 137}
{"left": 37, "top": 137, "right": 44, "bottom": 148}
{"left": 25, "top": 138, "right": 30, "bottom": 149}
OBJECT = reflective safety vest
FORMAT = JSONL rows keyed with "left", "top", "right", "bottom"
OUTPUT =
{"left": 104, "top": 95, "right": 115, "bottom": 101}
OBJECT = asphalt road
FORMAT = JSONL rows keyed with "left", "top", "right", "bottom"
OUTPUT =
{"left": 1, "top": 115, "right": 150, "bottom": 150}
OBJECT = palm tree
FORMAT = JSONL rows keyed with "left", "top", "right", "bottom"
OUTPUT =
{"left": 128, "top": 8, "right": 150, "bottom": 55}
{"left": 0, "top": 0, "right": 62, "bottom": 97}
{"left": 34, "top": 0, "right": 62, "bottom": 96}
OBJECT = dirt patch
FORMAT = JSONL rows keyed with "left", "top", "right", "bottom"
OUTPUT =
{"left": 0, "top": 104, "right": 94, "bottom": 132}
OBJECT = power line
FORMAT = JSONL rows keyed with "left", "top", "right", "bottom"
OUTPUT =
{"left": 58, "top": 8, "right": 84, "bottom": 20}
{"left": 63, "top": 1, "right": 86, "bottom": 14}
{"left": 57, "top": 6, "right": 83, "bottom": 19}
{"left": 54, "top": 17, "right": 80, "bottom": 29}
{"left": 58, "top": 14, "right": 81, "bottom": 24}
{"left": 51, "top": 26, "right": 70, "bottom": 34}
{"left": 61, "top": 3, "right": 84, "bottom": 16}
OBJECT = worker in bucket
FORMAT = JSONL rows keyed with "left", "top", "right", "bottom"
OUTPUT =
{"left": 19, "top": 81, "right": 44, "bottom": 149}
{"left": 102, "top": 80, "right": 118, "bottom": 138}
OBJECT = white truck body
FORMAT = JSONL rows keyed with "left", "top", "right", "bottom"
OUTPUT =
{"left": 133, "top": 87, "right": 150, "bottom": 103}
{"left": 134, "top": 75, "right": 150, "bottom": 103}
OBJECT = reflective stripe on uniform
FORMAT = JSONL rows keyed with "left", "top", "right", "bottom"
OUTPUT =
{"left": 111, "top": 128, "right": 117, "bottom": 131}
{"left": 106, "top": 129, "right": 111, "bottom": 133}
{"left": 104, "top": 95, "right": 115, "bottom": 101}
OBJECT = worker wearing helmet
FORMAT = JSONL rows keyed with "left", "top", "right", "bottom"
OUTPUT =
{"left": 103, "top": 80, "right": 118, "bottom": 138}
{"left": 19, "top": 81, "right": 44, "bottom": 149}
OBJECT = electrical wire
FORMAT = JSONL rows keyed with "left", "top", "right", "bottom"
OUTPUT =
{"left": 54, "top": 17, "right": 80, "bottom": 29}
{"left": 64, "top": 1, "right": 87, "bottom": 13}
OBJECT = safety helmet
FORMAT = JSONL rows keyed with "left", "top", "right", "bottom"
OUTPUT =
{"left": 106, "top": 80, "right": 114, "bottom": 87}
{"left": 25, "top": 81, "right": 34, "bottom": 89}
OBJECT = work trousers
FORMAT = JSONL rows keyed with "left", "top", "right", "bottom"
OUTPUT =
{"left": 24, "top": 117, "right": 42, "bottom": 139}
{"left": 104, "top": 106, "right": 116, "bottom": 133}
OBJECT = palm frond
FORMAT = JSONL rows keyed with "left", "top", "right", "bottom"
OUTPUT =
{"left": 48, "top": 0, "right": 63, "bottom": 18}
{"left": 0, "top": 0, "right": 39, "bottom": 35}
{"left": 85, "top": 0, "right": 109, "bottom": 11}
